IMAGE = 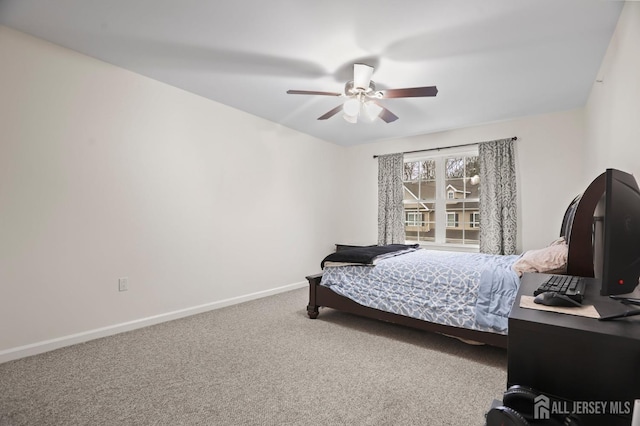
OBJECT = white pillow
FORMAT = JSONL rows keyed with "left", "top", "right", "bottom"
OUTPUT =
{"left": 512, "top": 243, "right": 568, "bottom": 277}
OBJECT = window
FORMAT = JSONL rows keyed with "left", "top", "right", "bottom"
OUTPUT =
{"left": 403, "top": 151, "right": 479, "bottom": 246}
{"left": 405, "top": 211, "right": 423, "bottom": 227}
{"left": 446, "top": 212, "right": 459, "bottom": 228}
{"left": 471, "top": 212, "right": 480, "bottom": 228}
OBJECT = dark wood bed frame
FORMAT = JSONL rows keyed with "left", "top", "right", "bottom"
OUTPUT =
{"left": 306, "top": 174, "right": 606, "bottom": 349}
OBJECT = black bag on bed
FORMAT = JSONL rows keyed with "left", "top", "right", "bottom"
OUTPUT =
{"left": 320, "top": 244, "right": 419, "bottom": 268}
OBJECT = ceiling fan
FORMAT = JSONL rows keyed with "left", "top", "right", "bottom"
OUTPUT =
{"left": 286, "top": 63, "right": 438, "bottom": 123}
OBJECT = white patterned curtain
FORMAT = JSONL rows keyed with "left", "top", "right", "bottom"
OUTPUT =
{"left": 478, "top": 139, "right": 517, "bottom": 255}
{"left": 378, "top": 153, "right": 405, "bottom": 245}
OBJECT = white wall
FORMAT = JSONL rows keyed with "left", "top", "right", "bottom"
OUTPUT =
{"left": 0, "top": 26, "right": 344, "bottom": 357}
{"left": 584, "top": 2, "right": 640, "bottom": 183}
{"left": 340, "top": 109, "right": 586, "bottom": 253}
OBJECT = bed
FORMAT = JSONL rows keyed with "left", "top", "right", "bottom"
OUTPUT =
{"left": 305, "top": 186, "right": 603, "bottom": 348}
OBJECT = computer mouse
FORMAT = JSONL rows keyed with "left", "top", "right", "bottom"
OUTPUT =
{"left": 534, "top": 292, "right": 582, "bottom": 307}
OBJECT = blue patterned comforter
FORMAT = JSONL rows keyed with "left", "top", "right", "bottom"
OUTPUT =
{"left": 320, "top": 249, "right": 520, "bottom": 334}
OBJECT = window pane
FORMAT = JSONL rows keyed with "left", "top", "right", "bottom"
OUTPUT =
{"left": 446, "top": 228, "right": 463, "bottom": 243}
{"left": 404, "top": 202, "right": 435, "bottom": 242}
{"left": 446, "top": 227, "right": 480, "bottom": 244}
{"left": 466, "top": 156, "right": 480, "bottom": 200}
{"left": 403, "top": 161, "right": 420, "bottom": 181}
{"left": 418, "top": 180, "right": 436, "bottom": 199}
{"left": 419, "top": 160, "right": 436, "bottom": 180}
{"left": 445, "top": 157, "right": 465, "bottom": 179}
{"left": 465, "top": 201, "right": 479, "bottom": 210}
{"left": 445, "top": 211, "right": 461, "bottom": 242}
{"left": 467, "top": 177, "right": 480, "bottom": 199}
{"left": 465, "top": 156, "right": 480, "bottom": 178}
{"left": 404, "top": 160, "right": 436, "bottom": 200}
{"left": 445, "top": 155, "right": 480, "bottom": 200}
{"left": 445, "top": 157, "right": 466, "bottom": 200}
{"left": 461, "top": 209, "right": 476, "bottom": 238}
{"left": 403, "top": 181, "right": 420, "bottom": 202}
{"left": 446, "top": 155, "right": 479, "bottom": 179}
{"left": 464, "top": 229, "right": 479, "bottom": 244}
{"left": 446, "top": 205, "right": 480, "bottom": 244}
{"left": 445, "top": 177, "right": 465, "bottom": 200}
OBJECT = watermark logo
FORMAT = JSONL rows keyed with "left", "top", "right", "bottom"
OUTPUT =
{"left": 534, "top": 394, "right": 550, "bottom": 420}
{"left": 532, "top": 393, "right": 632, "bottom": 419}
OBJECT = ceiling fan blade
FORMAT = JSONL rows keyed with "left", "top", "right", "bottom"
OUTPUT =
{"left": 287, "top": 90, "right": 341, "bottom": 96}
{"left": 317, "top": 104, "right": 344, "bottom": 120}
{"left": 382, "top": 86, "right": 438, "bottom": 98}
{"left": 378, "top": 105, "right": 399, "bottom": 123}
{"left": 353, "top": 63, "right": 374, "bottom": 90}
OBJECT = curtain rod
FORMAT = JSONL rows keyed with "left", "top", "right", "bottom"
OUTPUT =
{"left": 372, "top": 136, "right": 518, "bottom": 159}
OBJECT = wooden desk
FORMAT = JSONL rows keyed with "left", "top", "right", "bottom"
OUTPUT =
{"left": 508, "top": 273, "right": 640, "bottom": 425}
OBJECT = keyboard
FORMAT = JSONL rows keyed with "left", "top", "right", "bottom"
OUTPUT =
{"left": 533, "top": 274, "right": 586, "bottom": 303}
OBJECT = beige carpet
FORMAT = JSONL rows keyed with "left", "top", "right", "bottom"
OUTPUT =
{"left": 0, "top": 288, "right": 507, "bottom": 425}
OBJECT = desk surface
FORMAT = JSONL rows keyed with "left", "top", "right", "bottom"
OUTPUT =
{"left": 511, "top": 273, "right": 640, "bottom": 339}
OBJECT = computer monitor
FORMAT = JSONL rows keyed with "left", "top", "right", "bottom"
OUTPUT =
{"left": 592, "top": 169, "right": 640, "bottom": 296}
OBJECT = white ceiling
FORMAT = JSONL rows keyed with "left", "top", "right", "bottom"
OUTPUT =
{"left": 0, "top": 0, "right": 624, "bottom": 146}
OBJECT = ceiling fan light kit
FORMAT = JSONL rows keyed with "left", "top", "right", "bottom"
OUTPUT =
{"left": 287, "top": 63, "right": 437, "bottom": 124}
{"left": 343, "top": 97, "right": 361, "bottom": 116}
{"left": 343, "top": 113, "right": 358, "bottom": 124}
{"left": 353, "top": 63, "right": 374, "bottom": 91}
{"left": 363, "top": 101, "right": 383, "bottom": 120}
{"left": 342, "top": 97, "right": 384, "bottom": 123}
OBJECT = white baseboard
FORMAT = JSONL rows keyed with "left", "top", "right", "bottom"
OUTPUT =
{"left": 0, "top": 281, "right": 307, "bottom": 364}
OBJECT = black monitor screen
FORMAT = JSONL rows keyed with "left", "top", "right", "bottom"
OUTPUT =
{"left": 593, "top": 169, "right": 640, "bottom": 296}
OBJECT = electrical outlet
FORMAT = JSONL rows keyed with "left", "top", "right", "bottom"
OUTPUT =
{"left": 118, "top": 277, "right": 129, "bottom": 292}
